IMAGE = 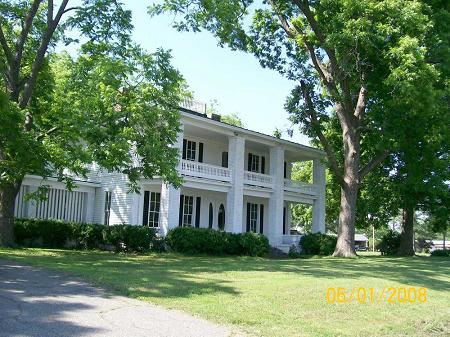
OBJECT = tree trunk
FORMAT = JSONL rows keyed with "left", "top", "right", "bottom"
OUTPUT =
{"left": 332, "top": 119, "right": 360, "bottom": 258}
{"left": 397, "top": 206, "right": 415, "bottom": 256}
{"left": 443, "top": 232, "right": 446, "bottom": 250}
{"left": 0, "top": 183, "right": 20, "bottom": 247}
{"left": 333, "top": 182, "right": 358, "bottom": 257}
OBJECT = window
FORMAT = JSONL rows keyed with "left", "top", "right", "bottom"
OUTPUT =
{"left": 248, "top": 203, "right": 258, "bottom": 232}
{"left": 104, "top": 191, "right": 112, "bottom": 226}
{"left": 218, "top": 204, "right": 225, "bottom": 230}
{"left": 184, "top": 140, "right": 196, "bottom": 161}
{"left": 183, "top": 195, "right": 194, "bottom": 226}
{"left": 221, "top": 151, "right": 228, "bottom": 168}
{"left": 148, "top": 192, "right": 161, "bottom": 227}
{"left": 248, "top": 153, "right": 260, "bottom": 173}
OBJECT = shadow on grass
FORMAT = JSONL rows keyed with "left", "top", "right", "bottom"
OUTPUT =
{"left": 1, "top": 248, "right": 449, "bottom": 301}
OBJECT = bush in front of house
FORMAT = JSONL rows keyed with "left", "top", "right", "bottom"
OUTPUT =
{"left": 377, "top": 230, "right": 401, "bottom": 256}
{"left": 430, "top": 249, "right": 450, "bottom": 257}
{"left": 166, "top": 226, "right": 270, "bottom": 257}
{"left": 299, "top": 233, "right": 337, "bottom": 256}
{"left": 288, "top": 244, "right": 301, "bottom": 259}
{"left": 13, "top": 218, "right": 157, "bottom": 253}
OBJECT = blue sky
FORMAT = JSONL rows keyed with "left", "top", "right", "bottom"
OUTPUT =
{"left": 124, "top": 2, "right": 310, "bottom": 145}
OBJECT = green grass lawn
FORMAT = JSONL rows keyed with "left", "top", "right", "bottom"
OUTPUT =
{"left": 1, "top": 248, "right": 449, "bottom": 337}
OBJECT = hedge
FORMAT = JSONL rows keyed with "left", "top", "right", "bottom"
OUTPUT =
{"left": 430, "top": 249, "right": 450, "bottom": 257}
{"left": 299, "top": 233, "right": 337, "bottom": 256}
{"left": 13, "top": 218, "right": 158, "bottom": 253}
{"left": 166, "top": 227, "right": 270, "bottom": 257}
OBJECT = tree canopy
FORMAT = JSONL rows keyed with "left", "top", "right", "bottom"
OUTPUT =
{"left": 0, "top": 0, "right": 186, "bottom": 246}
{"left": 151, "top": 0, "right": 442, "bottom": 256}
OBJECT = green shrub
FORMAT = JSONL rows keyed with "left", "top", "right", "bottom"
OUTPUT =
{"left": 299, "top": 233, "right": 337, "bottom": 255}
{"left": 13, "top": 218, "right": 158, "bottom": 253}
{"left": 430, "top": 249, "right": 450, "bottom": 257}
{"left": 288, "top": 244, "right": 301, "bottom": 259}
{"left": 166, "top": 227, "right": 270, "bottom": 257}
{"left": 14, "top": 218, "right": 72, "bottom": 248}
{"left": 238, "top": 232, "right": 270, "bottom": 257}
{"left": 378, "top": 230, "right": 401, "bottom": 256}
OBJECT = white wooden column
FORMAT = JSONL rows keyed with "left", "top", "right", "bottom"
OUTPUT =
{"left": 226, "top": 136, "right": 245, "bottom": 233}
{"left": 312, "top": 158, "right": 326, "bottom": 233}
{"left": 159, "top": 124, "right": 184, "bottom": 236}
{"left": 268, "top": 146, "right": 284, "bottom": 245}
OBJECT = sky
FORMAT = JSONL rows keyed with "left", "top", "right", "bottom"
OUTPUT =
{"left": 123, "top": 1, "right": 310, "bottom": 145}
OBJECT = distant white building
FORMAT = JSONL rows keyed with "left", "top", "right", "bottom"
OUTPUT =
{"left": 354, "top": 234, "right": 369, "bottom": 250}
{"left": 14, "top": 101, "right": 326, "bottom": 252}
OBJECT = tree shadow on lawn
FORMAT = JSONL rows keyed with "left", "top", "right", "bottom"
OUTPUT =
{"left": 2, "top": 249, "right": 449, "bottom": 299}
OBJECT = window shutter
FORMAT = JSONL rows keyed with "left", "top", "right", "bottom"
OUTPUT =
{"left": 179, "top": 195, "right": 184, "bottom": 226}
{"left": 246, "top": 203, "right": 251, "bottom": 232}
{"left": 182, "top": 139, "right": 187, "bottom": 160}
{"left": 222, "top": 152, "right": 228, "bottom": 168}
{"left": 209, "top": 203, "right": 213, "bottom": 228}
{"left": 284, "top": 161, "right": 287, "bottom": 179}
{"left": 283, "top": 207, "right": 286, "bottom": 235}
{"left": 142, "top": 191, "right": 150, "bottom": 226}
{"left": 198, "top": 143, "right": 204, "bottom": 163}
{"left": 259, "top": 204, "right": 264, "bottom": 234}
{"left": 195, "top": 197, "right": 201, "bottom": 227}
{"left": 248, "top": 153, "right": 252, "bottom": 171}
{"left": 261, "top": 156, "right": 265, "bottom": 174}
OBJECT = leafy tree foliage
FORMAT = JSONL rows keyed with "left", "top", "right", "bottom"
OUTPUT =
{"left": 151, "top": 0, "right": 440, "bottom": 256}
{"left": 0, "top": 0, "right": 186, "bottom": 246}
{"left": 220, "top": 113, "right": 245, "bottom": 127}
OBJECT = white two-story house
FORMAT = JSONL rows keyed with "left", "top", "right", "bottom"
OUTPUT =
{"left": 14, "top": 101, "right": 326, "bottom": 252}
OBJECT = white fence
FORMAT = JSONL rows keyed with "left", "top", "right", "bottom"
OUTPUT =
{"left": 14, "top": 185, "right": 87, "bottom": 222}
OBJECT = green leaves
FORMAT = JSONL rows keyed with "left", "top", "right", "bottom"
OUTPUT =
{"left": 1, "top": 0, "right": 186, "bottom": 193}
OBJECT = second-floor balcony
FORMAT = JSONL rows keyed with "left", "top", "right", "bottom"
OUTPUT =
{"left": 181, "top": 160, "right": 232, "bottom": 182}
{"left": 284, "top": 179, "right": 317, "bottom": 195}
{"left": 244, "top": 171, "right": 274, "bottom": 188}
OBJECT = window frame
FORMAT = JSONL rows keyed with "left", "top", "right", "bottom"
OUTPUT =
{"left": 249, "top": 153, "right": 260, "bottom": 173}
{"left": 249, "top": 203, "right": 258, "bottom": 232}
{"left": 147, "top": 192, "right": 161, "bottom": 228}
{"left": 182, "top": 195, "right": 194, "bottom": 226}
{"left": 185, "top": 140, "right": 197, "bottom": 161}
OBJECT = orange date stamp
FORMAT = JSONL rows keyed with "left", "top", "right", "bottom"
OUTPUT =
{"left": 326, "top": 287, "right": 427, "bottom": 304}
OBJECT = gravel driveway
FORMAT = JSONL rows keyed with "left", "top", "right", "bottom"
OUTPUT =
{"left": 0, "top": 259, "right": 240, "bottom": 337}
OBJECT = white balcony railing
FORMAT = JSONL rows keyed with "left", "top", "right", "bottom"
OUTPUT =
{"left": 284, "top": 179, "right": 317, "bottom": 195}
{"left": 181, "top": 160, "right": 231, "bottom": 182}
{"left": 180, "top": 98, "right": 207, "bottom": 114}
{"left": 244, "top": 171, "right": 274, "bottom": 188}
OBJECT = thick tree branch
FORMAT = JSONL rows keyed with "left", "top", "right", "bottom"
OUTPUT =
{"left": 20, "top": 0, "right": 70, "bottom": 112}
{"left": 292, "top": 0, "right": 338, "bottom": 70}
{"left": 15, "top": 0, "right": 43, "bottom": 67}
{"left": 300, "top": 80, "right": 345, "bottom": 187}
{"left": 36, "top": 126, "right": 59, "bottom": 141}
{"left": 354, "top": 84, "right": 367, "bottom": 122}
{"left": 358, "top": 149, "right": 389, "bottom": 181}
{"left": 0, "top": 26, "right": 13, "bottom": 65}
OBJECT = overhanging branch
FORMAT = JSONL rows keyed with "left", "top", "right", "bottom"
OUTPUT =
{"left": 300, "top": 80, "right": 345, "bottom": 187}
{"left": 358, "top": 149, "right": 389, "bottom": 181}
{"left": 0, "top": 26, "right": 13, "bottom": 65}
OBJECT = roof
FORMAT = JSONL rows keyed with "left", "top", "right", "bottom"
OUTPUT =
{"left": 180, "top": 107, "right": 326, "bottom": 157}
{"left": 355, "top": 234, "right": 369, "bottom": 242}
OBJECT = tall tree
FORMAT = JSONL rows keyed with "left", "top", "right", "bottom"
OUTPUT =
{"left": 0, "top": 0, "right": 186, "bottom": 246}
{"left": 151, "top": 0, "right": 437, "bottom": 256}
